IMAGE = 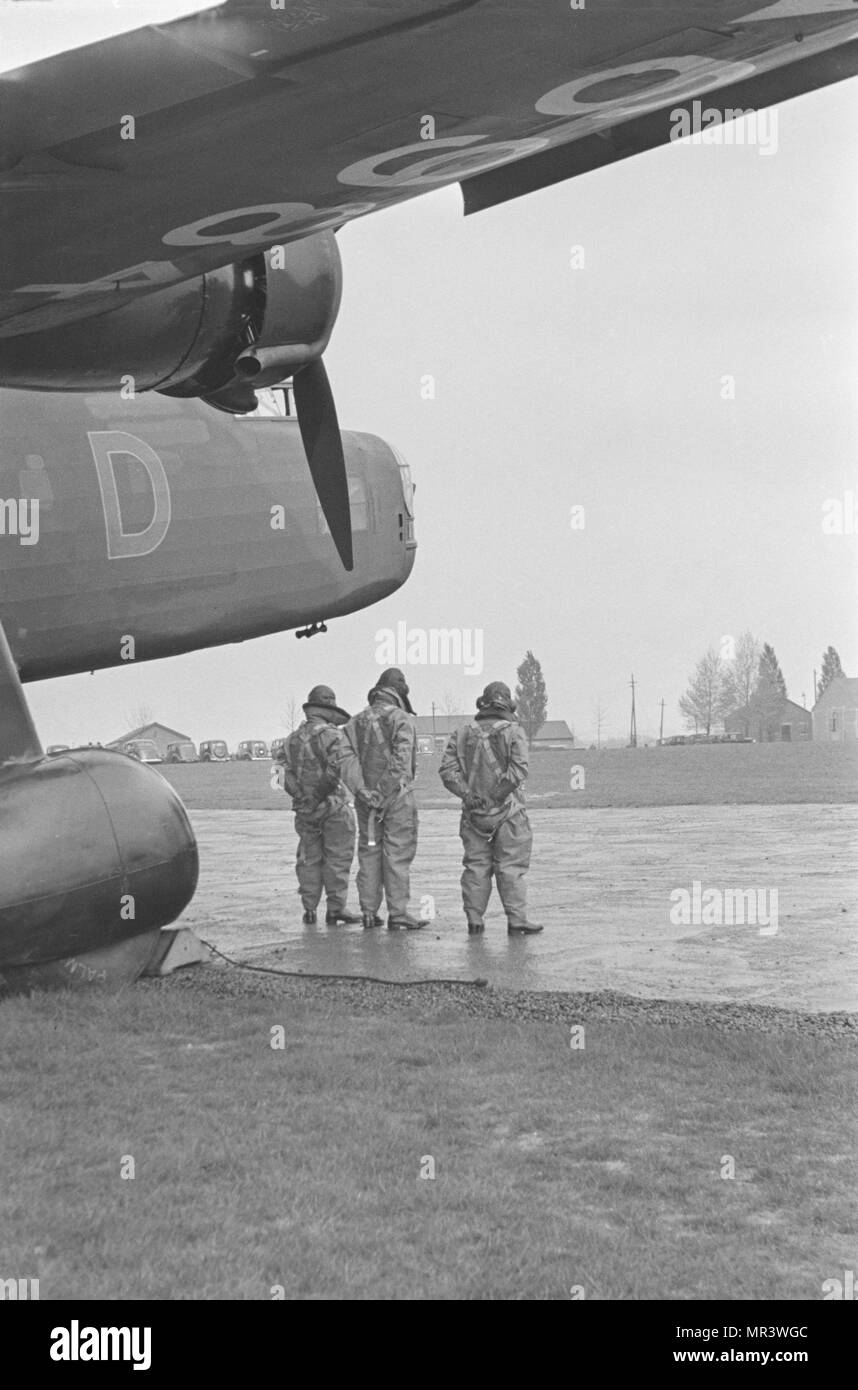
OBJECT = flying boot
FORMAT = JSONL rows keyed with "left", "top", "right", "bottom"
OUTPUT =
{"left": 387, "top": 913, "right": 429, "bottom": 931}
{"left": 325, "top": 908, "right": 362, "bottom": 925}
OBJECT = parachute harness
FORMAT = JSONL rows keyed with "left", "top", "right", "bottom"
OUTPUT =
{"left": 461, "top": 720, "right": 514, "bottom": 841}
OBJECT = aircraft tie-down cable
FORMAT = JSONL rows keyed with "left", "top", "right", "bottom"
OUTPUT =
{"left": 196, "top": 938, "right": 489, "bottom": 989}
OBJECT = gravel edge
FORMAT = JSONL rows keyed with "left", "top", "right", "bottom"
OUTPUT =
{"left": 148, "top": 959, "right": 858, "bottom": 1038}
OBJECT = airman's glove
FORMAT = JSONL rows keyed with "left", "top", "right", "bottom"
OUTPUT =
{"left": 357, "top": 788, "right": 383, "bottom": 810}
{"left": 464, "top": 792, "right": 488, "bottom": 811}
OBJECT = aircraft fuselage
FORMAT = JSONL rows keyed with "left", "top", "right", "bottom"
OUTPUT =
{"left": 0, "top": 387, "right": 417, "bottom": 683}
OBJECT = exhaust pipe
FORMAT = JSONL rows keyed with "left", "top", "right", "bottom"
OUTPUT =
{"left": 234, "top": 345, "right": 313, "bottom": 388}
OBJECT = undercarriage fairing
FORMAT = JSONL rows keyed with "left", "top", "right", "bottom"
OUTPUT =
{"left": 0, "top": 747, "right": 198, "bottom": 985}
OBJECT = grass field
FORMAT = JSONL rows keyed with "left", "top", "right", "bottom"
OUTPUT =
{"left": 5, "top": 741, "right": 852, "bottom": 1301}
{"left": 159, "top": 742, "right": 858, "bottom": 812}
{"left": 1, "top": 979, "right": 854, "bottom": 1300}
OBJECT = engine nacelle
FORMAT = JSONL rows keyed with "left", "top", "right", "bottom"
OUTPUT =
{"left": 0, "top": 749, "right": 199, "bottom": 985}
{"left": 0, "top": 233, "right": 342, "bottom": 405}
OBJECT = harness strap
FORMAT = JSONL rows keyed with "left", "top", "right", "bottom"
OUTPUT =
{"left": 362, "top": 706, "right": 408, "bottom": 810}
{"left": 462, "top": 720, "right": 515, "bottom": 839}
{"left": 308, "top": 727, "right": 334, "bottom": 777}
{"left": 465, "top": 720, "right": 509, "bottom": 790}
{"left": 290, "top": 725, "right": 341, "bottom": 813}
{"left": 289, "top": 728, "right": 309, "bottom": 784}
{"left": 363, "top": 707, "right": 394, "bottom": 756}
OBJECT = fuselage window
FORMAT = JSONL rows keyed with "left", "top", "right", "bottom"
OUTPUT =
{"left": 317, "top": 475, "right": 370, "bottom": 534}
{"left": 237, "top": 387, "right": 295, "bottom": 419}
{"left": 18, "top": 454, "right": 54, "bottom": 510}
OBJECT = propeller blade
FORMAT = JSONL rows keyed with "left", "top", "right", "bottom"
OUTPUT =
{"left": 293, "top": 358, "right": 354, "bottom": 571}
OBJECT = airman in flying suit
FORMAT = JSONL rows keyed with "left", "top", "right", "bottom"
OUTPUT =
{"left": 277, "top": 685, "right": 361, "bottom": 925}
{"left": 439, "top": 681, "right": 543, "bottom": 935}
{"left": 340, "top": 668, "right": 428, "bottom": 931}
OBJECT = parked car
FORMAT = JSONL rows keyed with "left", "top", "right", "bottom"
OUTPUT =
{"left": 199, "top": 740, "right": 230, "bottom": 762}
{"left": 660, "top": 733, "right": 753, "bottom": 746}
{"left": 234, "top": 740, "right": 269, "bottom": 761}
{"left": 122, "top": 739, "right": 162, "bottom": 763}
{"left": 165, "top": 741, "right": 199, "bottom": 763}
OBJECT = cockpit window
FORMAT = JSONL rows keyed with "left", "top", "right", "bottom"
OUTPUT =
{"left": 398, "top": 463, "right": 415, "bottom": 519}
{"left": 388, "top": 444, "right": 415, "bottom": 518}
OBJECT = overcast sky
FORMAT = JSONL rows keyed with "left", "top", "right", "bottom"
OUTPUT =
{"left": 23, "top": 70, "right": 858, "bottom": 746}
{"left": 0, "top": 0, "right": 224, "bottom": 73}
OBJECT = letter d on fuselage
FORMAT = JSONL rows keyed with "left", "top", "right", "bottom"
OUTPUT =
{"left": 88, "top": 430, "right": 171, "bottom": 559}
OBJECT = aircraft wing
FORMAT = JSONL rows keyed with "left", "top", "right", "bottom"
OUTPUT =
{"left": 2, "top": 0, "right": 857, "bottom": 338}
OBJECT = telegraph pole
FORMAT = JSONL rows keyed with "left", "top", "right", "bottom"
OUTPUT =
{"left": 629, "top": 674, "right": 638, "bottom": 748}
{"left": 431, "top": 701, "right": 437, "bottom": 745}
{"left": 659, "top": 698, "right": 665, "bottom": 745}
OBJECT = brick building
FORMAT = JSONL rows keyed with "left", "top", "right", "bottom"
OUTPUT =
{"left": 107, "top": 721, "right": 193, "bottom": 758}
{"left": 413, "top": 715, "right": 574, "bottom": 752}
{"left": 724, "top": 697, "right": 812, "bottom": 743}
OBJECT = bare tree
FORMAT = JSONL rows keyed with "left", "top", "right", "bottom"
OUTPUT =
{"left": 125, "top": 702, "right": 154, "bottom": 731}
{"left": 722, "top": 631, "right": 761, "bottom": 718}
{"left": 438, "top": 689, "right": 463, "bottom": 717}
{"left": 679, "top": 648, "right": 731, "bottom": 736}
{"left": 282, "top": 695, "right": 300, "bottom": 733}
